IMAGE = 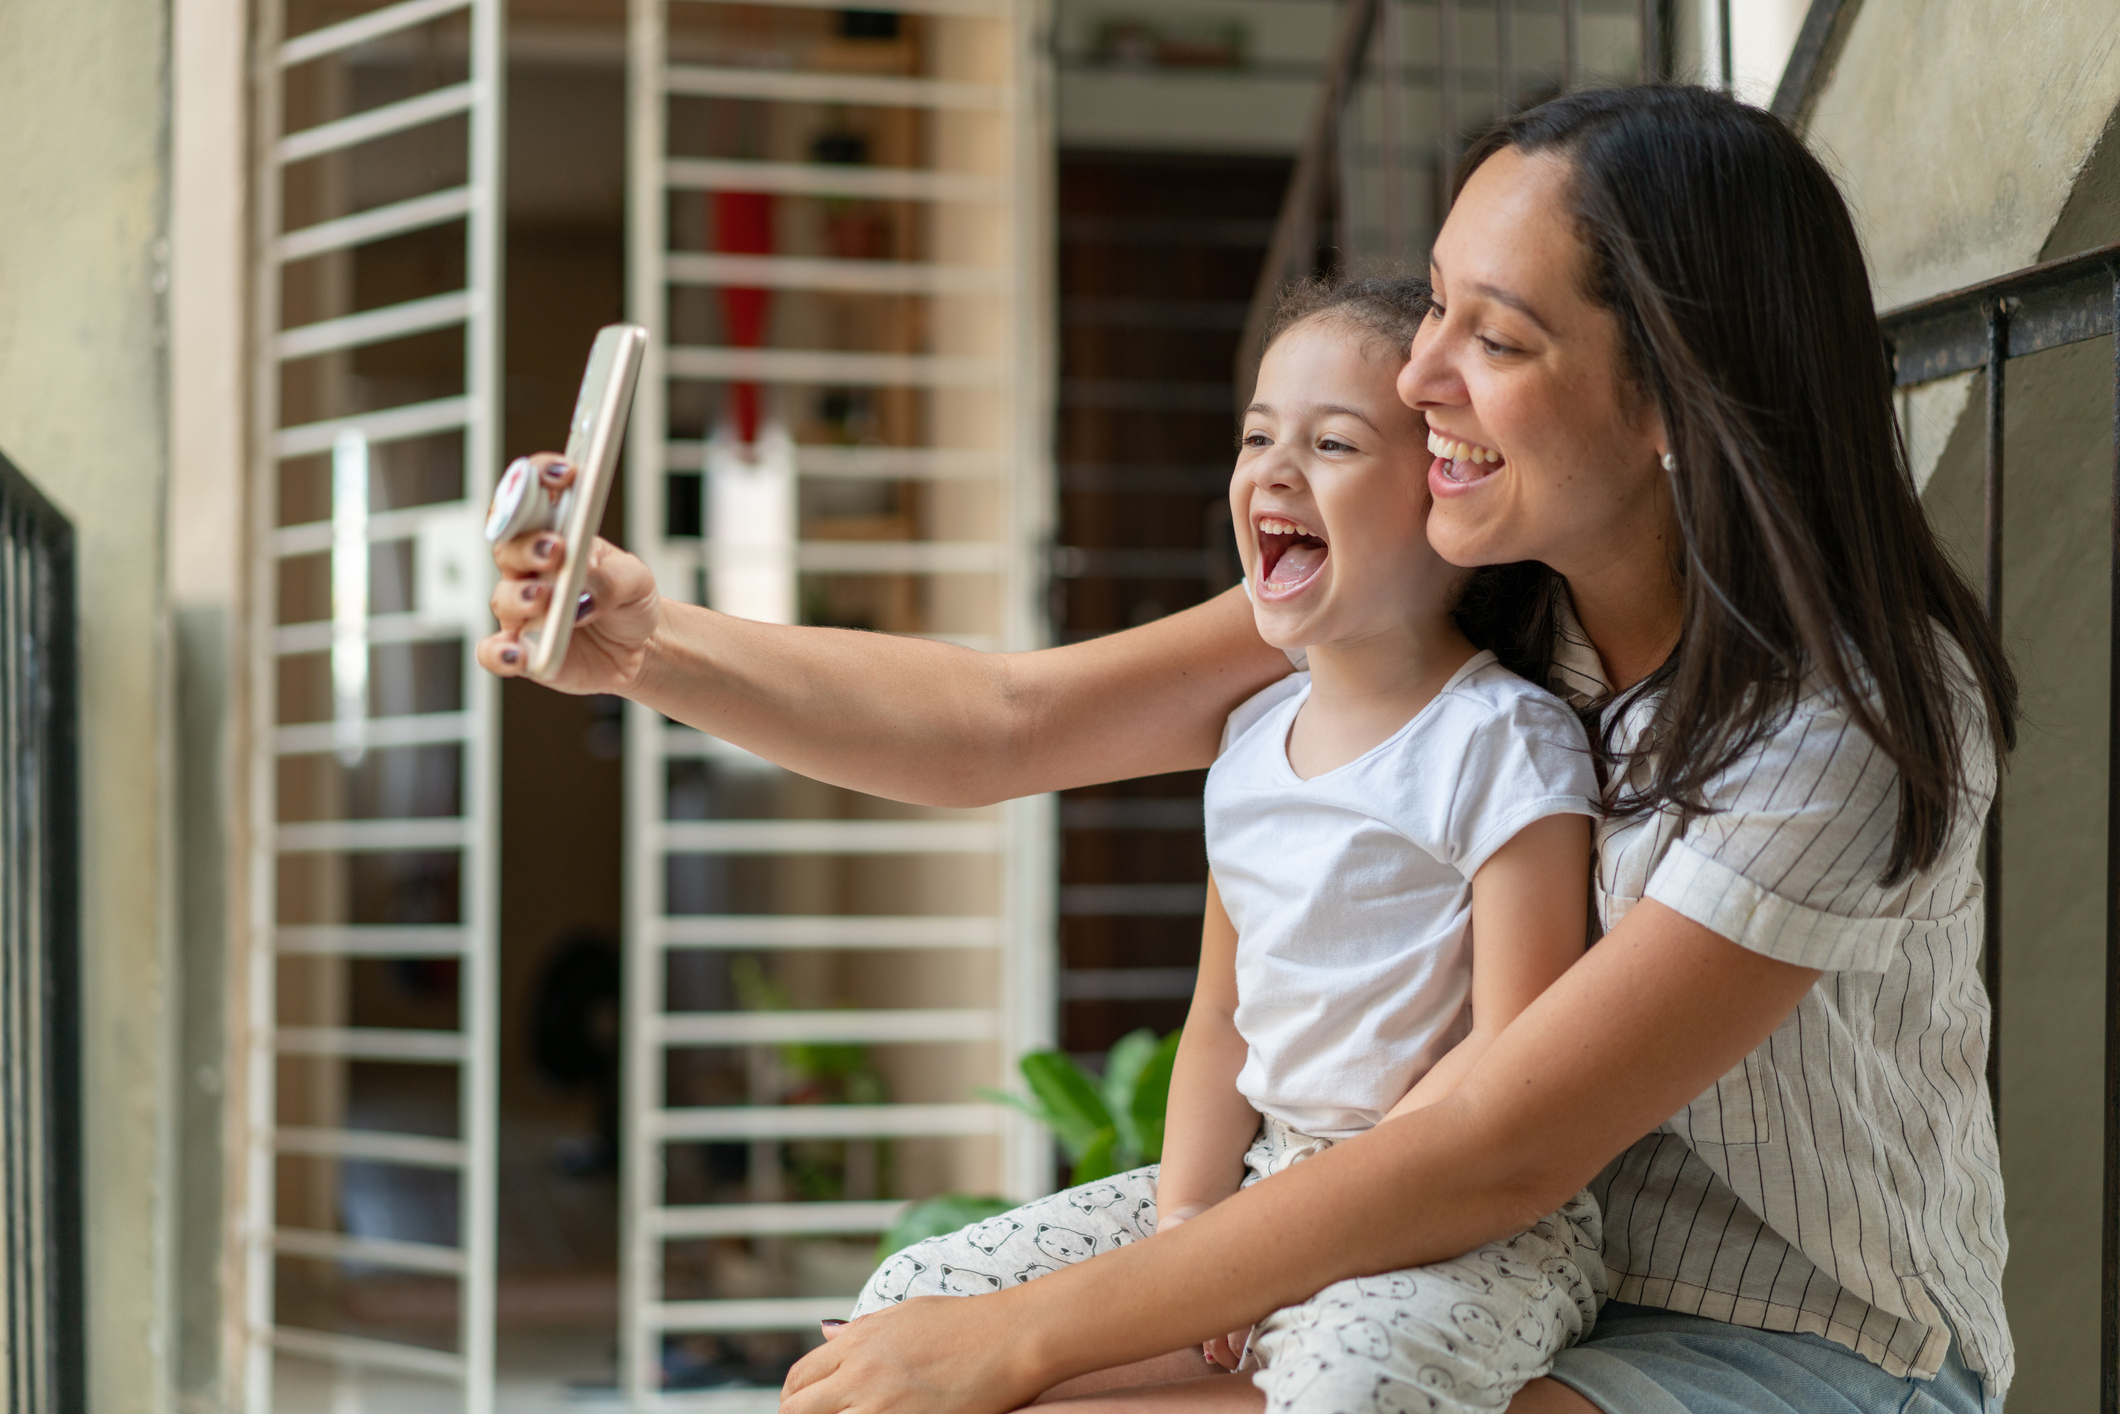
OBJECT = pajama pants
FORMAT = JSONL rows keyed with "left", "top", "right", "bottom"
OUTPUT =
{"left": 851, "top": 1117, "right": 1607, "bottom": 1413}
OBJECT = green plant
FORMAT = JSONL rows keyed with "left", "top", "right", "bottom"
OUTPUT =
{"left": 875, "top": 1193, "right": 1017, "bottom": 1264}
{"left": 983, "top": 1028, "right": 1181, "bottom": 1185}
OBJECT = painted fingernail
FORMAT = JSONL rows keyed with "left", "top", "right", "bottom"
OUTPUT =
{"left": 520, "top": 583, "right": 540, "bottom": 602}
{"left": 575, "top": 591, "right": 593, "bottom": 621}
{"left": 500, "top": 647, "right": 520, "bottom": 666}
{"left": 820, "top": 1319, "right": 847, "bottom": 1328}
{"left": 540, "top": 461, "right": 571, "bottom": 484}
{"left": 533, "top": 536, "right": 559, "bottom": 561}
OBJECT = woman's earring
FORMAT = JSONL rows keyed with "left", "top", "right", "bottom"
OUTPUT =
{"left": 1659, "top": 451, "right": 1678, "bottom": 473}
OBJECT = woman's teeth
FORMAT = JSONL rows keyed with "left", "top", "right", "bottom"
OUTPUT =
{"left": 1426, "top": 429, "right": 1502, "bottom": 463}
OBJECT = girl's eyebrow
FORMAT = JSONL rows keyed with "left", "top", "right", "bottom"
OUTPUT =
{"left": 1245, "top": 401, "right": 1380, "bottom": 432}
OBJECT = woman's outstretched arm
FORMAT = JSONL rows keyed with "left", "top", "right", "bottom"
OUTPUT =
{"left": 474, "top": 457, "right": 1291, "bottom": 805}
{"left": 778, "top": 899, "right": 1822, "bottom": 1414}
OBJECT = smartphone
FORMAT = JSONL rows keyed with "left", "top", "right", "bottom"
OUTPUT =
{"left": 523, "top": 323, "right": 648, "bottom": 683}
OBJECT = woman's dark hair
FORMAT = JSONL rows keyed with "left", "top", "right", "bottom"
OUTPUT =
{"left": 1259, "top": 275, "right": 1550, "bottom": 675}
{"left": 1455, "top": 84, "right": 2015, "bottom": 883}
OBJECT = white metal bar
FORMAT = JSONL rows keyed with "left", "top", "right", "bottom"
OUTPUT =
{"left": 664, "top": 251, "right": 1003, "bottom": 297}
{"left": 274, "top": 1226, "right": 468, "bottom": 1275}
{"left": 622, "top": 0, "right": 670, "bottom": 1400}
{"left": 278, "top": 81, "right": 478, "bottom": 165}
{"left": 276, "top": 711, "right": 472, "bottom": 756}
{"left": 272, "top": 502, "right": 464, "bottom": 557}
{"left": 665, "top": 345, "right": 1003, "bottom": 389}
{"left": 664, "top": 441, "right": 1004, "bottom": 479}
{"left": 673, "top": 0, "right": 1005, "bottom": 17}
{"left": 649, "top": 1103, "right": 1003, "bottom": 1141}
{"left": 277, "top": 925, "right": 470, "bottom": 957}
{"left": 652, "top": 1008, "right": 997, "bottom": 1046}
{"left": 275, "top": 611, "right": 465, "bottom": 655}
{"left": 276, "top": 818, "right": 471, "bottom": 853}
{"left": 648, "top": 1200, "right": 908, "bottom": 1238}
{"left": 279, "top": 0, "right": 472, "bottom": 68}
{"left": 646, "top": 1298, "right": 862, "bottom": 1333}
{"left": 666, "top": 64, "right": 1004, "bottom": 110}
{"left": 275, "top": 1126, "right": 469, "bottom": 1168}
{"left": 276, "top": 290, "right": 475, "bottom": 361}
{"left": 274, "top": 395, "right": 472, "bottom": 459}
{"left": 277, "top": 187, "right": 477, "bottom": 264}
{"left": 665, "top": 157, "right": 1002, "bottom": 204}
{"left": 656, "top": 915, "right": 1002, "bottom": 949}
{"left": 276, "top": 1026, "right": 470, "bottom": 1063}
{"left": 658, "top": 819, "right": 1001, "bottom": 854}
{"left": 270, "top": 1325, "right": 467, "bottom": 1380}
{"left": 676, "top": 540, "right": 1005, "bottom": 574}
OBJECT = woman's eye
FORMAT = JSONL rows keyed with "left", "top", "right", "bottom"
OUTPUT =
{"left": 1477, "top": 335, "right": 1515, "bottom": 356}
{"left": 1426, "top": 302, "right": 1446, "bottom": 321}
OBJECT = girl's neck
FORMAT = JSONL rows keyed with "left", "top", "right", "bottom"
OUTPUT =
{"left": 1285, "top": 613, "right": 1476, "bottom": 779}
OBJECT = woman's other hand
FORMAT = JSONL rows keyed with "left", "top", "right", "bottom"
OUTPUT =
{"left": 785, "top": 1297, "right": 1040, "bottom": 1414}
{"left": 475, "top": 453, "right": 661, "bottom": 694}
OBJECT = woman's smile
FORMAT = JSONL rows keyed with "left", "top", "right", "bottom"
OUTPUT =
{"left": 1426, "top": 427, "right": 1505, "bottom": 490}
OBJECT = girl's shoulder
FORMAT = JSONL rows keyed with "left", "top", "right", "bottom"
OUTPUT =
{"left": 1218, "top": 671, "right": 1309, "bottom": 757}
{"left": 1434, "top": 653, "right": 1594, "bottom": 752}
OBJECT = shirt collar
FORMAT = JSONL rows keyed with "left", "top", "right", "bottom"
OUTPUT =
{"left": 1549, "top": 585, "right": 1613, "bottom": 709}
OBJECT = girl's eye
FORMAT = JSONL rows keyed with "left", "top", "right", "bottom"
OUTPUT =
{"left": 1318, "top": 436, "right": 1354, "bottom": 453}
{"left": 1241, "top": 431, "right": 1271, "bottom": 447}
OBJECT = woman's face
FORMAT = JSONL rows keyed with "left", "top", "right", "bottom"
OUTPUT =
{"left": 1399, "top": 146, "right": 1669, "bottom": 582}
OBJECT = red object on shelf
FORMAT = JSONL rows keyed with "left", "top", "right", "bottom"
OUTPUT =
{"left": 713, "top": 190, "right": 775, "bottom": 446}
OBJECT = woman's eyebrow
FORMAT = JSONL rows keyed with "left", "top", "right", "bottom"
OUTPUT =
{"left": 1468, "top": 281, "right": 1554, "bottom": 336}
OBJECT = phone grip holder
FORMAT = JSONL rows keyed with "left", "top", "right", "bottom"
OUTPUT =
{"left": 485, "top": 457, "right": 575, "bottom": 544}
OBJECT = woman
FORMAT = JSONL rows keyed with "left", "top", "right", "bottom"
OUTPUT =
{"left": 482, "top": 86, "right": 2012, "bottom": 1414}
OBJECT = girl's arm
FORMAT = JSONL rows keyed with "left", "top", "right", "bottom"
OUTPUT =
{"left": 1387, "top": 812, "right": 1592, "bottom": 1117}
{"left": 780, "top": 899, "right": 1821, "bottom": 1414}
{"left": 475, "top": 461, "right": 1290, "bottom": 807}
{"left": 1151, "top": 878, "right": 1256, "bottom": 1223}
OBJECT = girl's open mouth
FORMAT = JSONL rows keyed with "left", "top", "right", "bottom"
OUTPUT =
{"left": 1256, "top": 514, "right": 1327, "bottom": 594}
{"left": 1427, "top": 428, "right": 1505, "bottom": 486}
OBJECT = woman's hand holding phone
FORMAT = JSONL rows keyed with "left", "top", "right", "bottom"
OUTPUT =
{"left": 476, "top": 453, "right": 662, "bottom": 696}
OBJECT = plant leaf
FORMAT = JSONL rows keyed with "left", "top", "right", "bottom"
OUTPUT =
{"left": 1019, "top": 1052, "right": 1111, "bottom": 1160}
{"left": 874, "top": 1194, "right": 1016, "bottom": 1266}
{"left": 1069, "top": 1125, "right": 1120, "bottom": 1186}
{"left": 1129, "top": 1028, "right": 1182, "bottom": 1163}
{"left": 1100, "top": 1029, "right": 1159, "bottom": 1159}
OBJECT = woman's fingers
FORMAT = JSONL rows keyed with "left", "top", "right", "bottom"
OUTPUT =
{"left": 475, "top": 631, "right": 527, "bottom": 677}
{"left": 493, "top": 529, "right": 564, "bottom": 578}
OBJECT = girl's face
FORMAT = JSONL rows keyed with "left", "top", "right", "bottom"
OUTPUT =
{"left": 1398, "top": 146, "right": 1669, "bottom": 581}
{"left": 1232, "top": 318, "right": 1460, "bottom": 652}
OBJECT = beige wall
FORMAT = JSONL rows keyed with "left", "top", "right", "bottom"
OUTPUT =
{"left": 0, "top": 0, "right": 177, "bottom": 1409}
{"left": 1805, "top": 2, "right": 2120, "bottom": 1406}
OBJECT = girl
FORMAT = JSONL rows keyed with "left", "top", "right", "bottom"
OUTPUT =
{"left": 847, "top": 277, "right": 1608, "bottom": 1414}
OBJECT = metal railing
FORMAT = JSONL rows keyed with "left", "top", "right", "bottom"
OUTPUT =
{"left": 0, "top": 450, "right": 85, "bottom": 1413}
{"left": 1237, "top": 0, "right": 1744, "bottom": 388}
{"left": 1879, "top": 241, "right": 2120, "bottom": 1414}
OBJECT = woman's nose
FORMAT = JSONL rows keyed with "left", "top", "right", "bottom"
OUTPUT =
{"left": 1397, "top": 328, "right": 1460, "bottom": 411}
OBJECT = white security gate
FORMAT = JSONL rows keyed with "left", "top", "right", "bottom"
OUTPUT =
{"left": 244, "top": 0, "right": 504, "bottom": 1408}
{"left": 623, "top": 0, "right": 1055, "bottom": 1400}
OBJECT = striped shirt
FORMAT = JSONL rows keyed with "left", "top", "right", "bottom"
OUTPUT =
{"left": 1550, "top": 597, "right": 2012, "bottom": 1396}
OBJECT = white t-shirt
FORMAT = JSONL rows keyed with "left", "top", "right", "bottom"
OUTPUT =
{"left": 1205, "top": 651, "right": 1599, "bottom": 1139}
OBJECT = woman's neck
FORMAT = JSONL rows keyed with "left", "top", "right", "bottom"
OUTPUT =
{"left": 1563, "top": 556, "right": 1683, "bottom": 692}
{"left": 1286, "top": 614, "right": 1476, "bottom": 778}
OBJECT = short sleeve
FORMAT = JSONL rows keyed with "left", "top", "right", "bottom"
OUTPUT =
{"left": 1643, "top": 694, "right": 1913, "bottom": 972}
{"left": 1445, "top": 686, "right": 1601, "bottom": 878}
{"left": 1219, "top": 672, "right": 1307, "bottom": 756}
